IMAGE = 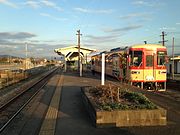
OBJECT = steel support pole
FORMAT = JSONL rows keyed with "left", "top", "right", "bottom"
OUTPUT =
{"left": 101, "top": 53, "right": 105, "bottom": 85}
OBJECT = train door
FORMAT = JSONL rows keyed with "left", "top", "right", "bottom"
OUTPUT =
{"left": 120, "top": 53, "right": 127, "bottom": 81}
{"left": 156, "top": 50, "right": 167, "bottom": 90}
{"left": 112, "top": 54, "right": 120, "bottom": 79}
{"left": 129, "top": 50, "right": 143, "bottom": 87}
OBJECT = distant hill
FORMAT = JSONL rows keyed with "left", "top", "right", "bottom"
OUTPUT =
{"left": 0, "top": 55, "right": 22, "bottom": 59}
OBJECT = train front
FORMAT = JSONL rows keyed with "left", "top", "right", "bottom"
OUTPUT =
{"left": 127, "top": 44, "right": 167, "bottom": 91}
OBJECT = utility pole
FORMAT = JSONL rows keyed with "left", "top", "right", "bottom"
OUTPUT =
{"left": 172, "top": 37, "right": 175, "bottom": 80}
{"left": 76, "top": 30, "right": 82, "bottom": 76}
{"left": 24, "top": 42, "right": 28, "bottom": 79}
{"left": 159, "top": 31, "right": 167, "bottom": 46}
{"left": 25, "top": 42, "right": 28, "bottom": 70}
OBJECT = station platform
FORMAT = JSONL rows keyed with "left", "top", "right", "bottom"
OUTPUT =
{"left": 39, "top": 71, "right": 132, "bottom": 135}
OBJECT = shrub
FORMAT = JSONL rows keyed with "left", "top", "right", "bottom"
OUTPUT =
{"left": 88, "top": 85, "right": 157, "bottom": 111}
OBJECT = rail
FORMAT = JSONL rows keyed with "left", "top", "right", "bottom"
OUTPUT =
{"left": 0, "top": 67, "right": 59, "bottom": 133}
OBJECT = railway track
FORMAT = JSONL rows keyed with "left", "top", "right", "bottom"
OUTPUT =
{"left": 105, "top": 73, "right": 180, "bottom": 101}
{"left": 104, "top": 74, "right": 180, "bottom": 112}
{"left": 107, "top": 79, "right": 180, "bottom": 105}
{"left": 167, "top": 80, "right": 180, "bottom": 91}
{"left": 148, "top": 81, "right": 180, "bottom": 103}
{"left": 0, "top": 67, "right": 59, "bottom": 133}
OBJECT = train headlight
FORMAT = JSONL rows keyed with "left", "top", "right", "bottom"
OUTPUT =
{"left": 146, "top": 76, "right": 154, "bottom": 81}
{"left": 131, "top": 71, "right": 140, "bottom": 74}
{"left": 159, "top": 71, "right": 166, "bottom": 74}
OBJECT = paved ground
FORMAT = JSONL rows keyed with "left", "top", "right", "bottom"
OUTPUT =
{"left": 55, "top": 72, "right": 133, "bottom": 135}
{"left": 55, "top": 71, "right": 180, "bottom": 135}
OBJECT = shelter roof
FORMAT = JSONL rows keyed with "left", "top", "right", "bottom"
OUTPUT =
{"left": 170, "top": 56, "right": 180, "bottom": 60}
{"left": 54, "top": 45, "right": 96, "bottom": 53}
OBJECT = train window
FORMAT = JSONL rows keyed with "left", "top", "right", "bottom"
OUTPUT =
{"left": 157, "top": 51, "right": 166, "bottom": 66}
{"left": 91, "top": 59, "right": 94, "bottom": 65}
{"left": 129, "top": 51, "right": 142, "bottom": 67}
{"left": 95, "top": 59, "right": 98, "bottom": 65}
{"left": 106, "top": 55, "right": 113, "bottom": 65}
{"left": 146, "top": 55, "right": 153, "bottom": 67}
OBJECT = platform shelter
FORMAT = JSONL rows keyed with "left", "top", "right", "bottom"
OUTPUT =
{"left": 54, "top": 46, "right": 96, "bottom": 70}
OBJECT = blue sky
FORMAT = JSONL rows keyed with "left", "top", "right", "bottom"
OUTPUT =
{"left": 0, "top": 0, "right": 180, "bottom": 58}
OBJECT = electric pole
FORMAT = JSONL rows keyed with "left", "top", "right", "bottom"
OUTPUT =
{"left": 76, "top": 30, "right": 82, "bottom": 76}
{"left": 159, "top": 31, "right": 168, "bottom": 46}
{"left": 25, "top": 42, "right": 28, "bottom": 70}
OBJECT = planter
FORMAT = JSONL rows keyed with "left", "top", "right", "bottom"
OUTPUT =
{"left": 81, "top": 87, "right": 167, "bottom": 128}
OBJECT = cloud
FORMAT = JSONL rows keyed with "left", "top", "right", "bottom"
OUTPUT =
{"left": 85, "top": 35, "right": 119, "bottom": 44}
{"left": 36, "top": 48, "right": 44, "bottom": 51}
{"left": 0, "top": 44, "right": 9, "bottom": 48}
{"left": 0, "top": 0, "right": 18, "bottom": 8}
{"left": 24, "top": 1, "right": 40, "bottom": 9}
{"left": 40, "top": 13, "right": 68, "bottom": 21}
{"left": 0, "top": 32, "right": 36, "bottom": 40}
{"left": 103, "top": 25, "right": 143, "bottom": 33}
{"left": 0, "top": 31, "right": 70, "bottom": 57}
{"left": 27, "top": 43, "right": 69, "bottom": 57}
{"left": 167, "top": 31, "right": 180, "bottom": 35}
{"left": 132, "top": 0, "right": 148, "bottom": 5}
{"left": 176, "top": 23, "right": 180, "bottom": 25}
{"left": 132, "top": 0, "right": 165, "bottom": 7}
{"left": 84, "top": 25, "right": 143, "bottom": 45}
{"left": 159, "top": 27, "right": 176, "bottom": 31}
{"left": 40, "top": 0, "right": 62, "bottom": 11}
{"left": 24, "top": 0, "right": 63, "bottom": 11}
{"left": 0, "top": 39, "right": 68, "bottom": 57}
{"left": 41, "top": 0, "right": 56, "bottom": 7}
{"left": 74, "top": 7, "right": 113, "bottom": 14}
{"left": 120, "top": 12, "right": 151, "bottom": 20}
{"left": 0, "top": 32, "right": 37, "bottom": 55}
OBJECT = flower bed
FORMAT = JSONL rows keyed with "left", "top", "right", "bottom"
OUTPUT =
{"left": 81, "top": 85, "right": 167, "bottom": 128}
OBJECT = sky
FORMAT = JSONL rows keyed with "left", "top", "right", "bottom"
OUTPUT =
{"left": 0, "top": 0, "right": 180, "bottom": 58}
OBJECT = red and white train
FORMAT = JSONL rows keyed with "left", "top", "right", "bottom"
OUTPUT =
{"left": 91, "top": 44, "right": 167, "bottom": 90}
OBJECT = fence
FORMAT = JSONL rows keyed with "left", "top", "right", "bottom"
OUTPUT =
{"left": 0, "top": 70, "right": 27, "bottom": 89}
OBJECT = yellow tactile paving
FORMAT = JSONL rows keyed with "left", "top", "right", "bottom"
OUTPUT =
{"left": 39, "top": 74, "right": 63, "bottom": 135}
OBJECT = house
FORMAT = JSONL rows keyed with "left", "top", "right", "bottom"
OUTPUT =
{"left": 167, "top": 55, "right": 180, "bottom": 74}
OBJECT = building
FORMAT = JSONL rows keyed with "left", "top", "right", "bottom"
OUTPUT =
{"left": 54, "top": 46, "right": 96, "bottom": 69}
{"left": 167, "top": 56, "right": 180, "bottom": 74}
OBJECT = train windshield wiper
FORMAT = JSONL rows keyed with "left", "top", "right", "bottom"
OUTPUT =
{"left": 138, "top": 62, "right": 142, "bottom": 68}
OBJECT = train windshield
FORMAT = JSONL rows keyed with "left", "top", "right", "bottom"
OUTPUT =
{"left": 129, "top": 51, "right": 142, "bottom": 67}
{"left": 157, "top": 51, "right": 166, "bottom": 66}
{"left": 146, "top": 55, "right": 153, "bottom": 67}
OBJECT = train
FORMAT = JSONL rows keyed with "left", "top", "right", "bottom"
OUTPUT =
{"left": 91, "top": 44, "right": 167, "bottom": 91}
